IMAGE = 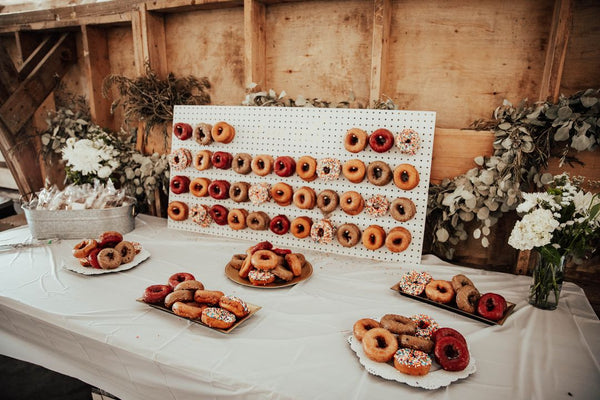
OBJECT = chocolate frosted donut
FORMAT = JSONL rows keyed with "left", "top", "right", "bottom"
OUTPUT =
{"left": 246, "top": 211, "right": 270, "bottom": 230}
{"left": 336, "top": 223, "right": 362, "bottom": 248}
{"left": 229, "top": 182, "right": 250, "bottom": 203}
{"left": 390, "top": 197, "right": 416, "bottom": 222}
{"left": 232, "top": 153, "right": 252, "bottom": 174}
{"left": 316, "top": 190, "right": 339, "bottom": 214}
{"left": 193, "top": 123, "right": 213, "bottom": 145}
{"left": 366, "top": 161, "right": 392, "bottom": 186}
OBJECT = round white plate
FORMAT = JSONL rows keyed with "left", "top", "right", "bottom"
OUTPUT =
{"left": 63, "top": 248, "right": 150, "bottom": 275}
{"left": 347, "top": 335, "right": 476, "bottom": 390}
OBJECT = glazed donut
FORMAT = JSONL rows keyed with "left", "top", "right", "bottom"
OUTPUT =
{"left": 362, "top": 225, "right": 386, "bottom": 250}
{"left": 251, "top": 155, "right": 274, "bottom": 176}
{"left": 168, "top": 201, "right": 188, "bottom": 221}
{"left": 174, "top": 280, "right": 205, "bottom": 291}
{"left": 249, "top": 182, "right": 271, "bottom": 205}
{"left": 385, "top": 226, "right": 412, "bottom": 253}
{"left": 390, "top": 197, "right": 416, "bottom": 222}
{"left": 219, "top": 295, "right": 249, "bottom": 318}
{"left": 189, "top": 177, "right": 210, "bottom": 197}
{"left": 316, "top": 158, "right": 341, "bottom": 181}
{"left": 248, "top": 269, "right": 276, "bottom": 286}
{"left": 193, "top": 150, "right": 212, "bottom": 171}
{"left": 72, "top": 239, "right": 97, "bottom": 258}
{"left": 425, "top": 280, "right": 455, "bottom": 304}
{"left": 232, "top": 153, "right": 252, "bottom": 174}
{"left": 208, "top": 180, "right": 231, "bottom": 200}
{"left": 271, "top": 182, "right": 294, "bottom": 206}
{"left": 316, "top": 190, "right": 339, "bottom": 214}
{"left": 246, "top": 211, "right": 270, "bottom": 230}
{"left": 169, "top": 148, "right": 192, "bottom": 171}
{"left": 194, "top": 290, "right": 225, "bottom": 305}
{"left": 227, "top": 208, "right": 248, "bottom": 230}
{"left": 284, "top": 253, "right": 304, "bottom": 277}
{"left": 380, "top": 314, "right": 417, "bottom": 335}
{"left": 398, "top": 334, "right": 434, "bottom": 354}
{"left": 393, "top": 349, "right": 432, "bottom": 376}
{"left": 344, "top": 128, "right": 368, "bottom": 153}
{"left": 211, "top": 121, "right": 235, "bottom": 143}
{"left": 211, "top": 151, "right": 233, "bottom": 169}
{"left": 168, "top": 272, "right": 195, "bottom": 288}
{"left": 290, "top": 216, "right": 312, "bottom": 239}
{"left": 368, "top": 128, "right": 394, "bottom": 153}
{"left": 170, "top": 175, "right": 190, "bottom": 194}
{"left": 296, "top": 155, "right": 317, "bottom": 182}
{"left": 274, "top": 156, "right": 296, "bottom": 177}
{"left": 97, "top": 248, "right": 122, "bottom": 269}
{"left": 269, "top": 214, "right": 291, "bottom": 235}
{"left": 173, "top": 122, "right": 193, "bottom": 140}
{"left": 361, "top": 328, "right": 398, "bottom": 363}
{"left": 353, "top": 318, "right": 380, "bottom": 341}
{"left": 366, "top": 161, "right": 392, "bottom": 186}
{"left": 451, "top": 274, "right": 475, "bottom": 293}
{"left": 340, "top": 191, "right": 364, "bottom": 215}
{"left": 190, "top": 204, "right": 212, "bottom": 227}
{"left": 396, "top": 128, "right": 421, "bottom": 155}
{"left": 293, "top": 186, "right": 317, "bottom": 210}
{"left": 143, "top": 284, "right": 172, "bottom": 304}
{"left": 164, "top": 290, "right": 194, "bottom": 309}
{"left": 397, "top": 270, "right": 433, "bottom": 296}
{"left": 410, "top": 313, "right": 439, "bottom": 338}
{"left": 272, "top": 264, "right": 294, "bottom": 281}
{"left": 229, "top": 254, "right": 246, "bottom": 270}
{"left": 229, "top": 181, "right": 250, "bottom": 203}
{"left": 310, "top": 219, "right": 334, "bottom": 244}
{"left": 336, "top": 223, "right": 362, "bottom": 248}
{"left": 342, "top": 159, "right": 366, "bottom": 183}
{"left": 209, "top": 204, "right": 229, "bottom": 225}
{"left": 172, "top": 301, "right": 205, "bottom": 320}
{"left": 251, "top": 250, "right": 279, "bottom": 270}
{"left": 238, "top": 252, "right": 253, "bottom": 278}
{"left": 456, "top": 285, "right": 481, "bottom": 314}
{"left": 393, "top": 163, "right": 420, "bottom": 190}
{"left": 365, "top": 194, "right": 389, "bottom": 218}
{"left": 193, "top": 122, "right": 212, "bottom": 145}
{"left": 114, "top": 241, "right": 135, "bottom": 264}
{"left": 201, "top": 307, "right": 236, "bottom": 329}
{"left": 434, "top": 336, "right": 470, "bottom": 371}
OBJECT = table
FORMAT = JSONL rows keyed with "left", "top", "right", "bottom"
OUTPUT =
{"left": 1, "top": 215, "right": 598, "bottom": 399}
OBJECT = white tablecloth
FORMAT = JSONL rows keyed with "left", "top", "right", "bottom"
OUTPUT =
{"left": 0, "top": 215, "right": 598, "bottom": 399}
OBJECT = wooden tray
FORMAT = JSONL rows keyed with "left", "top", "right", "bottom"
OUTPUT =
{"left": 390, "top": 283, "right": 515, "bottom": 326}
{"left": 137, "top": 299, "right": 261, "bottom": 333}
{"left": 225, "top": 262, "right": 313, "bottom": 289}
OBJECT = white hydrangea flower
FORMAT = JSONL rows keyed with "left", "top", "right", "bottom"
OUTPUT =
{"left": 508, "top": 208, "right": 559, "bottom": 250}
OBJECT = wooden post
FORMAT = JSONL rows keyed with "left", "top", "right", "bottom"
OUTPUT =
{"left": 244, "top": 0, "right": 266, "bottom": 88}
{"left": 132, "top": 3, "right": 167, "bottom": 78}
{"left": 369, "top": 0, "right": 391, "bottom": 106}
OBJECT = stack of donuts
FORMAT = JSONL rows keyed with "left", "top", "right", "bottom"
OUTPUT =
{"left": 397, "top": 270, "right": 508, "bottom": 322}
{"left": 72, "top": 231, "right": 141, "bottom": 270}
{"left": 142, "top": 272, "right": 250, "bottom": 330}
{"left": 226, "top": 240, "right": 307, "bottom": 286}
{"left": 353, "top": 313, "right": 470, "bottom": 376}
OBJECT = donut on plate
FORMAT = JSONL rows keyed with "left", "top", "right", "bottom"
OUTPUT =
{"left": 362, "top": 328, "right": 398, "bottom": 362}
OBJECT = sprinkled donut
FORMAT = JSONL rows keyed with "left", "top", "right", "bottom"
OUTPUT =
{"left": 296, "top": 155, "right": 317, "bottom": 181}
{"left": 248, "top": 269, "right": 276, "bottom": 286}
{"left": 362, "top": 225, "right": 386, "bottom": 250}
{"left": 365, "top": 194, "right": 389, "bottom": 217}
{"left": 169, "top": 148, "right": 192, "bottom": 171}
{"left": 397, "top": 270, "right": 433, "bottom": 296}
{"left": 291, "top": 216, "right": 312, "bottom": 239}
{"left": 190, "top": 204, "right": 212, "bottom": 227}
{"left": 189, "top": 177, "right": 210, "bottom": 197}
{"left": 396, "top": 128, "right": 421, "bottom": 155}
{"left": 366, "top": 161, "right": 392, "bottom": 186}
{"left": 168, "top": 201, "right": 188, "bottom": 221}
{"left": 336, "top": 223, "right": 361, "bottom": 247}
{"left": 316, "top": 158, "right": 341, "bottom": 181}
{"left": 393, "top": 163, "right": 420, "bottom": 190}
{"left": 342, "top": 159, "right": 366, "bottom": 183}
{"left": 249, "top": 182, "right": 271, "bottom": 205}
{"left": 193, "top": 150, "right": 212, "bottom": 171}
{"left": 344, "top": 128, "right": 368, "bottom": 153}
{"left": 232, "top": 153, "right": 252, "bottom": 174}
{"left": 219, "top": 295, "right": 249, "bottom": 318}
{"left": 393, "top": 349, "right": 432, "bottom": 376}
{"left": 390, "top": 197, "right": 416, "bottom": 222}
{"left": 193, "top": 122, "right": 212, "bottom": 145}
{"left": 201, "top": 307, "right": 236, "bottom": 329}
{"left": 410, "top": 314, "right": 439, "bottom": 338}
{"left": 229, "top": 181, "right": 250, "bottom": 203}
{"left": 310, "top": 219, "right": 334, "bottom": 244}
{"left": 385, "top": 226, "right": 411, "bottom": 252}
{"left": 246, "top": 211, "right": 270, "bottom": 231}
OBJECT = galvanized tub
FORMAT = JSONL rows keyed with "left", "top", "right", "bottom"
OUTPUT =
{"left": 22, "top": 198, "right": 136, "bottom": 239}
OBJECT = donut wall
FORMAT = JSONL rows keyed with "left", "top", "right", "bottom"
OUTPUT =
{"left": 167, "top": 105, "right": 435, "bottom": 265}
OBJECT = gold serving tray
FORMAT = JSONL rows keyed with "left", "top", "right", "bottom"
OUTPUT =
{"left": 225, "top": 262, "right": 313, "bottom": 289}
{"left": 137, "top": 299, "right": 261, "bottom": 333}
{"left": 390, "top": 283, "right": 515, "bottom": 326}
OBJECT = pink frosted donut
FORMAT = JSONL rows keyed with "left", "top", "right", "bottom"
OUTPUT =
{"left": 169, "top": 148, "right": 192, "bottom": 171}
{"left": 249, "top": 182, "right": 271, "bottom": 205}
{"left": 310, "top": 219, "right": 335, "bottom": 244}
{"left": 316, "top": 158, "right": 341, "bottom": 181}
{"left": 410, "top": 314, "right": 439, "bottom": 338}
{"left": 398, "top": 270, "right": 433, "bottom": 296}
{"left": 190, "top": 204, "right": 212, "bottom": 227}
{"left": 365, "top": 194, "right": 390, "bottom": 217}
{"left": 396, "top": 129, "right": 421, "bottom": 155}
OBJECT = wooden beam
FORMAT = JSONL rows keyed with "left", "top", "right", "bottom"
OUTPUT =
{"left": 132, "top": 3, "right": 168, "bottom": 78}
{"left": 0, "top": 42, "right": 19, "bottom": 102}
{"left": 14, "top": 31, "right": 42, "bottom": 69}
{"left": 18, "top": 33, "right": 60, "bottom": 81}
{"left": 539, "top": 0, "right": 573, "bottom": 102}
{"left": 369, "top": 0, "right": 391, "bottom": 105}
{"left": 146, "top": 0, "right": 242, "bottom": 12}
{"left": 244, "top": 0, "right": 266, "bottom": 88}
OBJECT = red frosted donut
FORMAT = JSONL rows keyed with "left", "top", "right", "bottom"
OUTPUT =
{"left": 274, "top": 156, "right": 296, "bottom": 177}
{"left": 269, "top": 214, "right": 291, "bottom": 235}
{"left": 434, "top": 336, "right": 470, "bottom": 371}
{"left": 168, "top": 272, "right": 196, "bottom": 288}
{"left": 211, "top": 151, "right": 233, "bottom": 169}
{"left": 143, "top": 284, "right": 173, "bottom": 304}
{"left": 209, "top": 204, "right": 229, "bottom": 225}
{"left": 477, "top": 293, "right": 507, "bottom": 321}
{"left": 432, "top": 327, "right": 467, "bottom": 346}
{"left": 208, "top": 180, "right": 231, "bottom": 200}
{"left": 170, "top": 175, "right": 190, "bottom": 194}
{"left": 86, "top": 248, "right": 102, "bottom": 269}
{"left": 368, "top": 128, "right": 394, "bottom": 152}
{"left": 173, "top": 122, "right": 192, "bottom": 140}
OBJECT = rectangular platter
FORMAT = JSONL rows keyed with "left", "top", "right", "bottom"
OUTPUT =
{"left": 137, "top": 299, "right": 261, "bottom": 333}
{"left": 390, "top": 283, "right": 515, "bottom": 326}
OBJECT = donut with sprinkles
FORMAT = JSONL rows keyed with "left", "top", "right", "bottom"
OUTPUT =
{"left": 396, "top": 128, "right": 421, "bottom": 155}
{"left": 393, "top": 348, "right": 432, "bottom": 376}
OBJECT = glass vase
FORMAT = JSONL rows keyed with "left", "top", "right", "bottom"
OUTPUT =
{"left": 528, "top": 250, "right": 566, "bottom": 310}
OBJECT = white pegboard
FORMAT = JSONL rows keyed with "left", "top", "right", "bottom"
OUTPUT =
{"left": 167, "top": 105, "right": 435, "bottom": 266}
